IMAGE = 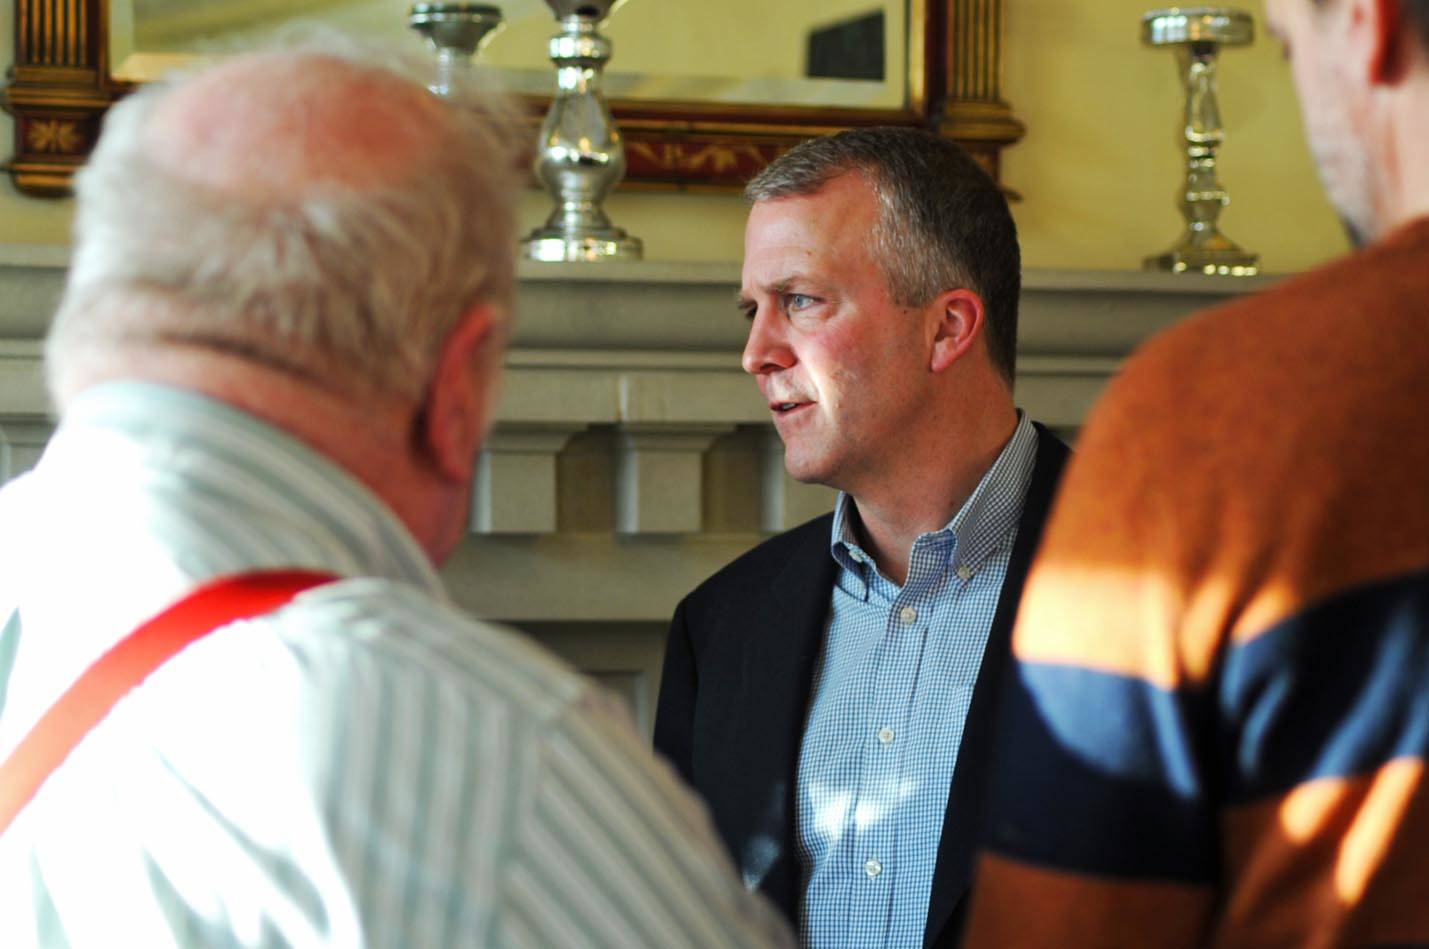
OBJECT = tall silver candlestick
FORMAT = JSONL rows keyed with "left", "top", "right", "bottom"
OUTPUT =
{"left": 409, "top": 3, "right": 504, "bottom": 98}
{"left": 1143, "top": 7, "right": 1258, "bottom": 276}
{"left": 522, "top": 0, "right": 642, "bottom": 262}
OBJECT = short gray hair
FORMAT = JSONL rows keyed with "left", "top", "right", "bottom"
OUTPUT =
{"left": 747, "top": 128, "right": 1020, "bottom": 382}
{"left": 47, "top": 41, "right": 521, "bottom": 404}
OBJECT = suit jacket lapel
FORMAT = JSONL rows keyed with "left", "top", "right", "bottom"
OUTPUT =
{"left": 735, "top": 517, "right": 838, "bottom": 921}
{"left": 923, "top": 426, "right": 1071, "bottom": 947}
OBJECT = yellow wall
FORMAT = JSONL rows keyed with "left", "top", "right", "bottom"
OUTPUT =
{"left": 1, "top": 1, "right": 1350, "bottom": 273}
{"left": 1004, "top": 0, "right": 1347, "bottom": 271}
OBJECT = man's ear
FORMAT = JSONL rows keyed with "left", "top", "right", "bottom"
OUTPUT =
{"left": 1360, "top": 0, "right": 1408, "bottom": 84}
{"left": 929, "top": 289, "right": 986, "bottom": 374}
{"left": 420, "top": 304, "right": 497, "bottom": 482}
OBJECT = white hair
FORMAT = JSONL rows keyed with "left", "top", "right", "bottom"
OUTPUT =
{"left": 46, "top": 34, "right": 522, "bottom": 405}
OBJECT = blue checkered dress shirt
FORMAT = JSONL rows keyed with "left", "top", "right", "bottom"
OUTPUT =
{"left": 795, "top": 412, "right": 1039, "bottom": 948}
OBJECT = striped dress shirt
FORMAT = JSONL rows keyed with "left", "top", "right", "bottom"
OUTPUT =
{"left": 0, "top": 381, "right": 793, "bottom": 948}
{"left": 796, "top": 413, "right": 1038, "bottom": 948}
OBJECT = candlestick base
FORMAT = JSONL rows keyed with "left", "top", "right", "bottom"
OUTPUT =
{"left": 522, "top": 232, "right": 644, "bottom": 263}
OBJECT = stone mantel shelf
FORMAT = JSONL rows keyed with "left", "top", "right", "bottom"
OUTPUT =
{"left": 1, "top": 249, "right": 1268, "bottom": 541}
{"left": 0, "top": 248, "right": 1263, "bottom": 485}
{"left": 519, "top": 261, "right": 1282, "bottom": 295}
{"left": 0, "top": 244, "right": 1287, "bottom": 286}
{"left": 2, "top": 249, "right": 1274, "bottom": 359}
{"left": 0, "top": 249, "right": 1276, "bottom": 716}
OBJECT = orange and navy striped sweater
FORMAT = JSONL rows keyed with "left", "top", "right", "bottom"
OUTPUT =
{"left": 966, "top": 218, "right": 1429, "bottom": 948}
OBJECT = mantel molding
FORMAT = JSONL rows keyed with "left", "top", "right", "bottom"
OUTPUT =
{"left": 0, "top": 258, "right": 1271, "bottom": 532}
{"left": 2, "top": 250, "right": 1277, "bottom": 357}
{"left": 0, "top": 256, "right": 1275, "bottom": 417}
{"left": 0, "top": 257, "right": 1275, "bottom": 723}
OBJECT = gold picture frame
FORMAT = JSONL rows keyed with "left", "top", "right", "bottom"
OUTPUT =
{"left": 2, "top": 0, "right": 1023, "bottom": 196}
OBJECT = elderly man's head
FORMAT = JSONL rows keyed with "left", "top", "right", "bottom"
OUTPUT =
{"left": 47, "top": 49, "right": 518, "bottom": 407}
{"left": 46, "top": 47, "right": 522, "bottom": 562}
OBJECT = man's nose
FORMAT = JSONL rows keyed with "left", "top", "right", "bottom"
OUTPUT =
{"left": 741, "top": 307, "right": 796, "bottom": 376}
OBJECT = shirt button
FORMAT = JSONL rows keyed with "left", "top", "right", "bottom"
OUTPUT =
{"left": 849, "top": 549, "right": 865, "bottom": 563}
{"left": 899, "top": 606, "right": 918, "bottom": 625}
{"left": 864, "top": 858, "right": 883, "bottom": 878}
{"left": 877, "top": 727, "right": 895, "bottom": 745}
{"left": 956, "top": 564, "right": 974, "bottom": 581}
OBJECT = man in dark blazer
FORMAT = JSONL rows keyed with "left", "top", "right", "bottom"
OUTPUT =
{"left": 654, "top": 128, "right": 1069, "bottom": 949}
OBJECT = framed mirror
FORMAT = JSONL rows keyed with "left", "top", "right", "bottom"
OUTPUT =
{"left": 4, "top": 0, "right": 1022, "bottom": 196}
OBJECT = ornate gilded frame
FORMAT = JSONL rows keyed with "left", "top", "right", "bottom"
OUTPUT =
{"left": 3, "top": 0, "right": 1023, "bottom": 196}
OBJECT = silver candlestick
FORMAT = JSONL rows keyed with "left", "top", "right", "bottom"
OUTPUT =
{"left": 409, "top": 3, "right": 504, "bottom": 98}
{"left": 1142, "top": 7, "right": 1258, "bottom": 276}
{"left": 522, "top": 0, "right": 642, "bottom": 262}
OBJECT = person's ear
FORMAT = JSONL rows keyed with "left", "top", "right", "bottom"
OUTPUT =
{"left": 420, "top": 304, "right": 498, "bottom": 482}
{"left": 1359, "top": 0, "right": 1407, "bottom": 84}
{"left": 929, "top": 289, "right": 986, "bottom": 374}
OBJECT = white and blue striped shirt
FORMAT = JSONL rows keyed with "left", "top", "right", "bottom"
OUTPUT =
{"left": 795, "top": 413, "right": 1038, "bottom": 948}
{"left": 0, "top": 381, "right": 793, "bottom": 948}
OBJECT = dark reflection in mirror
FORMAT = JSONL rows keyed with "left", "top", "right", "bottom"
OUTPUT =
{"left": 809, "top": 11, "right": 885, "bottom": 82}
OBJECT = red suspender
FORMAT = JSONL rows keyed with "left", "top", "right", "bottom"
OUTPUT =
{"left": 0, "top": 569, "right": 337, "bottom": 836}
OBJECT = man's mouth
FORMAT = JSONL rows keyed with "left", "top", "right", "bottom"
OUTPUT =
{"left": 770, "top": 400, "right": 813, "bottom": 417}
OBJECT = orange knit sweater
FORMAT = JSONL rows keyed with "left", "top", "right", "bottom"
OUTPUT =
{"left": 967, "top": 218, "right": 1429, "bottom": 948}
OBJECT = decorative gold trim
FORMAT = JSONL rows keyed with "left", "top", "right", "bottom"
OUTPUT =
{"left": 908, "top": 0, "right": 928, "bottom": 114}
{"left": 25, "top": 118, "right": 83, "bottom": 153}
{"left": 3, "top": 0, "right": 1023, "bottom": 196}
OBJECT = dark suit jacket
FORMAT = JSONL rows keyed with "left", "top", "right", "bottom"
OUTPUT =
{"left": 653, "top": 424, "right": 1069, "bottom": 948}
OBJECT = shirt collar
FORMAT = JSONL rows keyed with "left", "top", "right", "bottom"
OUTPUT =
{"left": 947, "top": 411, "right": 1039, "bottom": 573}
{"left": 826, "top": 494, "right": 870, "bottom": 598}
{"left": 829, "top": 411, "right": 1039, "bottom": 580}
{"left": 54, "top": 381, "right": 446, "bottom": 598}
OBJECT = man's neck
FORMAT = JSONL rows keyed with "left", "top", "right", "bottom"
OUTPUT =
{"left": 66, "top": 350, "right": 456, "bottom": 563}
{"left": 846, "top": 408, "right": 1019, "bottom": 586}
{"left": 1372, "top": 70, "right": 1429, "bottom": 235}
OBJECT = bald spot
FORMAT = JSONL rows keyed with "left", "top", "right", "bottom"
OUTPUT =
{"left": 145, "top": 52, "right": 453, "bottom": 197}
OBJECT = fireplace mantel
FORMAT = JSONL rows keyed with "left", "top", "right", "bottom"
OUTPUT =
{"left": 0, "top": 249, "right": 1271, "bottom": 728}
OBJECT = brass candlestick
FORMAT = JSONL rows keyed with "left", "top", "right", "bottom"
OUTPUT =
{"left": 1142, "top": 7, "right": 1259, "bottom": 276}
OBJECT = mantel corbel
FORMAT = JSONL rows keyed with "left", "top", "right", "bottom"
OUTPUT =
{"left": 472, "top": 423, "right": 590, "bottom": 535}
{"left": 614, "top": 423, "right": 734, "bottom": 535}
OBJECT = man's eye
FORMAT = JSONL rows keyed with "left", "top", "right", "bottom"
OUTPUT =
{"left": 786, "top": 293, "right": 815, "bottom": 311}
